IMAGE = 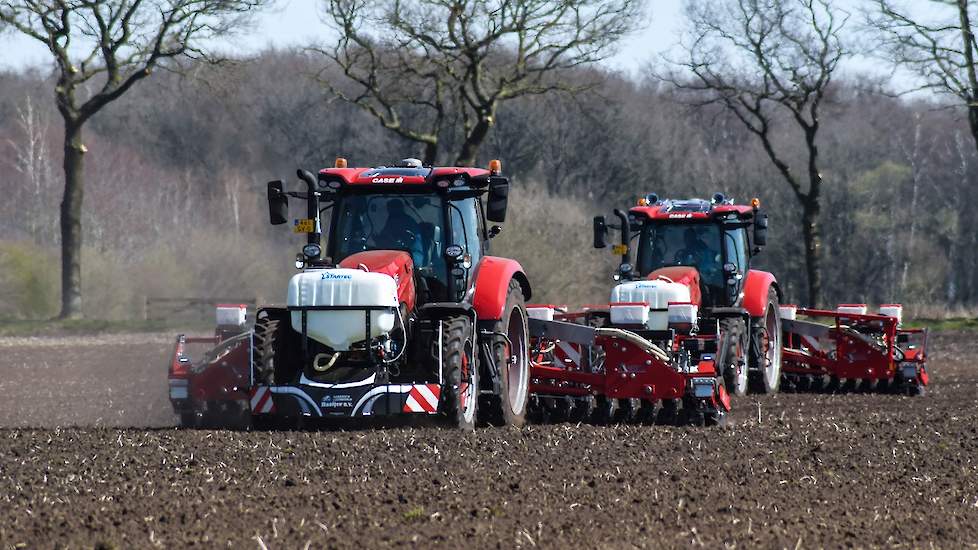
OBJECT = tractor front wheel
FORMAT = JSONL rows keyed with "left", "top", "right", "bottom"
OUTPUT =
{"left": 483, "top": 279, "right": 530, "bottom": 427}
{"left": 719, "top": 318, "right": 749, "bottom": 397}
{"left": 749, "top": 288, "right": 782, "bottom": 394}
{"left": 439, "top": 316, "right": 478, "bottom": 431}
{"left": 253, "top": 309, "right": 302, "bottom": 386}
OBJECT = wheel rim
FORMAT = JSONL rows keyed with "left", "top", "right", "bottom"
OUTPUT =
{"left": 505, "top": 306, "right": 529, "bottom": 415}
{"left": 461, "top": 341, "right": 476, "bottom": 424}
{"left": 763, "top": 305, "right": 782, "bottom": 387}
{"left": 734, "top": 335, "right": 748, "bottom": 394}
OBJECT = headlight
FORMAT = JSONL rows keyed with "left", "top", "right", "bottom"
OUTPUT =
{"left": 302, "top": 244, "right": 322, "bottom": 258}
{"left": 619, "top": 263, "right": 633, "bottom": 274}
{"left": 445, "top": 244, "right": 464, "bottom": 259}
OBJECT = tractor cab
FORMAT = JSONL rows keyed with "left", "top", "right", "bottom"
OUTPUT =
{"left": 268, "top": 158, "right": 510, "bottom": 305}
{"left": 595, "top": 193, "right": 769, "bottom": 309}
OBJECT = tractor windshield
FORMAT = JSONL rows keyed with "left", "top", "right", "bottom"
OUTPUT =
{"left": 637, "top": 221, "right": 725, "bottom": 302}
{"left": 331, "top": 193, "right": 447, "bottom": 279}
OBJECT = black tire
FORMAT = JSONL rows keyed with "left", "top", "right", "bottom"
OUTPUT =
{"left": 253, "top": 310, "right": 301, "bottom": 386}
{"left": 635, "top": 400, "right": 657, "bottom": 425}
{"left": 680, "top": 398, "right": 706, "bottom": 427}
{"left": 749, "top": 287, "right": 782, "bottom": 394}
{"left": 439, "top": 315, "right": 477, "bottom": 431}
{"left": 719, "top": 318, "right": 749, "bottom": 397}
{"left": 655, "top": 398, "right": 680, "bottom": 426}
{"left": 483, "top": 279, "right": 530, "bottom": 427}
{"left": 568, "top": 396, "right": 595, "bottom": 423}
{"left": 180, "top": 411, "right": 199, "bottom": 429}
{"left": 592, "top": 395, "right": 617, "bottom": 425}
{"left": 613, "top": 398, "right": 639, "bottom": 423}
{"left": 527, "top": 396, "right": 545, "bottom": 423}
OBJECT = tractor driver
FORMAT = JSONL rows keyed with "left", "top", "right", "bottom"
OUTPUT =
{"left": 378, "top": 198, "right": 425, "bottom": 267}
{"left": 674, "top": 226, "right": 717, "bottom": 270}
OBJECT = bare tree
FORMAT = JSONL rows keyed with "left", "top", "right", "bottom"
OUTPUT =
{"left": 0, "top": 0, "right": 268, "bottom": 319}
{"left": 8, "top": 95, "right": 54, "bottom": 240}
{"left": 867, "top": 0, "right": 978, "bottom": 157}
{"left": 662, "top": 0, "right": 848, "bottom": 306}
{"left": 318, "top": 0, "right": 644, "bottom": 166}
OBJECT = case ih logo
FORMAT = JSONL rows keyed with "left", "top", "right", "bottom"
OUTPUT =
{"left": 668, "top": 213, "right": 693, "bottom": 219}
{"left": 371, "top": 177, "right": 404, "bottom": 184}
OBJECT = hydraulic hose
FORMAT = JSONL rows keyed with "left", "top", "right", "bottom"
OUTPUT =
{"left": 383, "top": 306, "right": 407, "bottom": 364}
{"left": 594, "top": 327, "right": 670, "bottom": 363}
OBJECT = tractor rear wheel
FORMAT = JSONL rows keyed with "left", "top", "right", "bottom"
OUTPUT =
{"left": 719, "top": 318, "right": 749, "bottom": 397}
{"left": 749, "top": 288, "right": 782, "bottom": 394}
{"left": 439, "top": 316, "right": 477, "bottom": 431}
{"left": 483, "top": 280, "right": 530, "bottom": 427}
{"left": 253, "top": 310, "right": 300, "bottom": 385}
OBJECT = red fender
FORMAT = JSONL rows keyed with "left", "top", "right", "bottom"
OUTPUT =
{"left": 742, "top": 270, "right": 780, "bottom": 317}
{"left": 470, "top": 256, "right": 532, "bottom": 320}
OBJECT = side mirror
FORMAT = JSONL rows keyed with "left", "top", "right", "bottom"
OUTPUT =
{"left": 593, "top": 215, "right": 607, "bottom": 249}
{"left": 486, "top": 178, "right": 509, "bottom": 222}
{"left": 754, "top": 211, "right": 768, "bottom": 247}
{"left": 267, "top": 180, "right": 288, "bottom": 225}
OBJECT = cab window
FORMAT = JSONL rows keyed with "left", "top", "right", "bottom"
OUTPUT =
{"left": 724, "top": 227, "right": 748, "bottom": 275}
{"left": 449, "top": 197, "right": 483, "bottom": 271}
{"left": 332, "top": 194, "right": 446, "bottom": 279}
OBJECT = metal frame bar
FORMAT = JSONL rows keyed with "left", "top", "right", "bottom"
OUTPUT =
{"left": 288, "top": 305, "right": 397, "bottom": 369}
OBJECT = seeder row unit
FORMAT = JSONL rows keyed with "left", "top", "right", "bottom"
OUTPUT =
{"left": 526, "top": 303, "right": 731, "bottom": 426}
{"left": 780, "top": 304, "right": 928, "bottom": 395}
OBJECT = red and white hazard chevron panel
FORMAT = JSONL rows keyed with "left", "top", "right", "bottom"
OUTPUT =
{"left": 555, "top": 341, "right": 583, "bottom": 369}
{"left": 249, "top": 386, "right": 275, "bottom": 414}
{"left": 403, "top": 384, "right": 441, "bottom": 414}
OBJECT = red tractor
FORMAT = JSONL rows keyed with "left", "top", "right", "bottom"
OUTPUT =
{"left": 168, "top": 158, "right": 532, "bottom": 430}
{"left": 525, "top": 193, "right": 781, "bottom": 426}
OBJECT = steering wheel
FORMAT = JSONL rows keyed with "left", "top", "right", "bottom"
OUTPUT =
{"left": 345, "top": 232, "right": 369, "bottom": 251}
{"left": 672, "top": 250, "right": 700, "bottom": 266}
{"left": 391, "top": 228, "right": 417, "bottom": 251}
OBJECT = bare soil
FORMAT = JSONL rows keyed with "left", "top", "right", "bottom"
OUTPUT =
{"left": 0, "top": 332, "right": 975, "bottom": 549}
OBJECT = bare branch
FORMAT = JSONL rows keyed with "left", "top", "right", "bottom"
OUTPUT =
{"left": 317, "top": 0, "right": 644, "bottom": 165}
{"left": 659, "top": 0, "right": 849, "bottom": 306}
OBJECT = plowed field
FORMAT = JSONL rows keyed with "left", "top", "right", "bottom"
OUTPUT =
{"left": 1, "top": 332, "right": 975, "bottom": 548}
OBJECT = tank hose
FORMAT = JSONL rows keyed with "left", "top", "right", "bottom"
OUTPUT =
{"left": 313, "top": 352, "right": 340, "bottom": 372}
{"left": 382, "top": 306, "right": 407, "bottom": 364}
{"left": 594, "top": 327, "right": 670, "bottom": 363}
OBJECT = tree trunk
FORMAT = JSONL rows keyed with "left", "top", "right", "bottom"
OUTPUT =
{"left": 959, "top": 0, "right": 978, "bottom": 157}
{"left": 59, "top": 121, "right": 85, "bottom": 320}
{"left": 422, "top": 141, "right": 438, "bottom": 166}
{"left": 454, "top": 114, "right": 493, "bottom": 167}
{"left": 801, "top": 198, "right": 822, "bottom": 307}
{"left": 969, "top": 103, "right": 978, "bottom": 159}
